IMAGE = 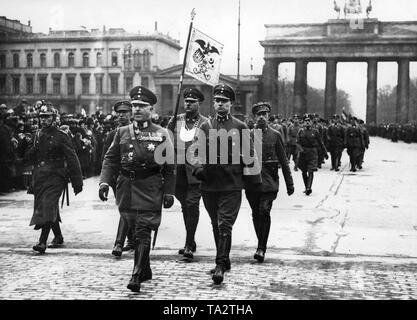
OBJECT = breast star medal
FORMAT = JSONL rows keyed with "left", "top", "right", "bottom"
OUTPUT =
{"left": 147, "top": 143, "right": 156, "bottom": 151}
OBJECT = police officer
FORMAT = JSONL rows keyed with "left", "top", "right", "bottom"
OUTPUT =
{"left": 245, "top": 102, "right": 294, "bottom": 263}
{"left": 296, "top": 116, "right": 328, "bottom": 195}
{"left": 99, "top": 86, "right": 175, "bottom": 292}
{"left": 193, "top": 84, "right": 261, "bottom": 285}
{"left": 26, "top": 103, "right": 83, "bottom": 253}
{"left": 167, "top": 88, "right": 208, "bottom": 260}
{"left": 102, "top": 100, "right": 135, "bottom": 257}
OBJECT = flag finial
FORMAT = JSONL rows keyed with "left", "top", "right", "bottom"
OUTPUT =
{"left": 191, "top": 8, "right": 196, "bottom": 20}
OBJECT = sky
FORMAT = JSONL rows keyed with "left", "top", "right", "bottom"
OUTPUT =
{"left": 3, "top": 0, "right": 417, "bottom": 118}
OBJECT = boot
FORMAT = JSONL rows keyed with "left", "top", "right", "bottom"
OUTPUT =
{"left": 123, "top": 226, "right": 135, "bottom": 251}
{"left": 255, "top": 214, "right": 271, "bottom": 263}
{"left": 306, "top": 172, "right": 314, "bottom": 195}
{"left": 113, "top": 217, "right": 128, "bottom": 255}
{"left": 33, "top": 226, "right": 51, "bottom": 253}
{"left": 48, "top": 221, "right": 64, "bottom": 248}
{"left": 127, "top": 243, "right": 151, "bottom": 292}
{"left": 302, "top": 172, "right": 308, "bottom": 194}
{"left": 178, "top": 241, "right": 196, "bottom": 254}
{"left": 212, "top": 234, "right": 231, "bottom": 285}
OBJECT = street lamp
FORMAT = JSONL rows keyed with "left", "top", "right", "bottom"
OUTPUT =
{"left": 123, "top": 43, "right": 132, "bottom": 98}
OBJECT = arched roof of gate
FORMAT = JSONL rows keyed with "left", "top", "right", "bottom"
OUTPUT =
{"left": 260, "top": 19, "right": 417, "bottom": 62}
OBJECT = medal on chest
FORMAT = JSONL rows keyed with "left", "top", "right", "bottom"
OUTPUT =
{"left": 147, "top": 143, "right": 156, "bottom": 152}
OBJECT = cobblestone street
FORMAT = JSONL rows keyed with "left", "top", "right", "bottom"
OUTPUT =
{"left": 1, "top": 137, "right": 417, "bottom": 300}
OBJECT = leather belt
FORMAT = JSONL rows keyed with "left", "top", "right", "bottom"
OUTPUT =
{"left": 120, "top": 167, "right": 160, "bottom": 180}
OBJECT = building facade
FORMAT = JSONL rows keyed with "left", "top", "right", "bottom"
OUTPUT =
{"left": 0, "top": 16, "right": 181, "bottom": 114}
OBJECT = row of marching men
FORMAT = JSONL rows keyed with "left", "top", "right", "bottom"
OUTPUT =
{"left": 24, "top": 83, "right": 369, "bottom": 293}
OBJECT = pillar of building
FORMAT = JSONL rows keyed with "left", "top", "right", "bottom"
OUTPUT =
{"left": 396, "top": 59, "right": 410, "bottom": 124}
{"left": 293, "top": 59, "right": 307, "bottom": 116}
{"left": 366, "top": 59, "right": 378, "bottom": 124}
{"left": 324, "top": 59, "right": 337, "bottom": 119}
{"left": 261, "top": 58, "right": 279, "bottom": 115}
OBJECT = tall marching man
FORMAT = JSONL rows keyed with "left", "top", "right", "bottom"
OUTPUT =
{"left": 167, "top": 88, "right": 208, "bottom": 260}
{"left": 26, "top": 103, "right": 83, "bottom": 253}
{"left": 99, "top": 86, "right": 175, "bottom": 292}
{"left": 245, "top": 102, "right": 294, "bottom": 263}
{"left": 193, "top": 84, "right": 262, "bottom": 285}
{"left": 101, "top": 100, "right": 135, "bottom": 257}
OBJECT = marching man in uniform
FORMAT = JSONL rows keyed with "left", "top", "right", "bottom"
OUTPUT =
{"left": 167, "top": 88, "right": 208, "bottom": 260}
{"left": 99, "top": 86, "right": 175, "bottom": 292}
{"left": 193, "top": 83, "right": 262, "bottom": 285}
{"left": 245, "top": 102, "right": 294, "bottom": 263}
{"left": 26, "top": 103, "right": 83, "bottom": 253}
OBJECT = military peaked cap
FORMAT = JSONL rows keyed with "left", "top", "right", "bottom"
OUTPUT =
{"left": 213, "top": 84, "right": 235, "bottom": 102}
{"left": 129, "top": 86, "right": 157, "bottom": 105}
{"left": 183, "top": 88, "right": 204, "bottom": 102}
{"left": 252, "top": 101, "right": 271, "bottom": 115}
{"left": 113, "top": 100, "right": 132, "bottom": 112}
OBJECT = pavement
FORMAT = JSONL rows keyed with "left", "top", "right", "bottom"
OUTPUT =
{"left": 1, "top": 137, "right": 417, "bottom": 300}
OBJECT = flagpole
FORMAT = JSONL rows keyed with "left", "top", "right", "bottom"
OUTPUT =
{"left": 171, "top": 8, "right": 196, "bottom": 132}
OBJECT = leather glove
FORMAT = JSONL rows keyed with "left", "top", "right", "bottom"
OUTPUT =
{"left": 99, "top": 184, "right": 109, "bottom": 201}
{"left": 287, "top": 185, "right": 295, "bottom": 196}
{"left": 73, "top": 185, "right": 83, "bottom": 195}
{"left": 163, "top": 194, "right": 174, "bottom": 209}
{"left": 193, "top": 168, "right": 206, "bottom": 181}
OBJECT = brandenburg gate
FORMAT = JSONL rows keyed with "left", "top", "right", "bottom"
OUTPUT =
{"left": 260, "top": 18, "right": 417, "bottom": 123}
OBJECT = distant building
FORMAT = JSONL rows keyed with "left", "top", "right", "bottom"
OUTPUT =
{"left": 0, "top": 16, "right": 181, "bottom": 114}
{"left": 0, "top": 16, "right": 262, "bottom": 117}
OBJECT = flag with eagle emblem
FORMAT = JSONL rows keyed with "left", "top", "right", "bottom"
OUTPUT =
{"left": 185, "top": 27, "right": 224, "bottom": 87}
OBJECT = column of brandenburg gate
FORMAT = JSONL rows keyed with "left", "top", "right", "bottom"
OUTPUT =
{"left": 260, "top": 19, "right": 417, "bottom": 123}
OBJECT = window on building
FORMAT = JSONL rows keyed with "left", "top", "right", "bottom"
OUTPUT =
{"left": 53, "top": 77, "right": 61, "bottom": 95}
{"left": 141, "top": 76, "right": 149, "bottom": 88}
{"left": 13, "top": 53, "right": 19, "bottom": 68}
{"left": 40, "top": 53, "right": 46, "bottom": 67}
{"left": 54, "top": 52, "right": 60, "bottom": 67}
{"left": 67, "top": 77, "right": 75, "bottom": 95}
{"left": 125, "top": 77, "right": 133, "bottom": 92}
{"left": 143, "top": 49, "right": 150, "bottom": 71}
{"left": 110, "top": 75, "right": 119, "bottom": 94}
{"left": 95, "top": 76, "right": 103, "bottom": 94}
{"left": 133, "top": 50, "right": 141, "bottom": 70}
{"left": 0, "top": 76, "right": 6, "bottom": 94}
{"left": 68, "top": 52, "right": 75, "bottom": 67}
{"left": 81, "top": 75, "right": 90, "bottom": 94}
{"left": 26, "top": 77, "right": 33, "bottom": 94}
{"left": 39, "top": 76, "right": 47, "bottom": 94}
{"left": 111, "top": 52, "right": 118, "bottom": 66}
{"left": 27, "top": 53, "right": 33, "bottom": 68}
{"left": 96, "top": 52, "right": 102, "bottom": 67}
{"left": 13, "top": 77, "right": 20, "bottom": 94}
{"left": 83, "top": 52, "right": 89, "bottom": 67}
{"left": 0, "top": 54, "right": 5, "bottom": 69}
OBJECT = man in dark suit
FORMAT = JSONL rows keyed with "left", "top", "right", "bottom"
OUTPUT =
{"left": 99, "top": 86, "right": 175, "bottom": 293}
{"left": 245, "top": 102, "right": 294, "bottom": 263}
{"left": 167, "top": 88, "right": 208, "bottom": 260}
{"left": 193, "top": 84, "right": 262, "bottom": 285}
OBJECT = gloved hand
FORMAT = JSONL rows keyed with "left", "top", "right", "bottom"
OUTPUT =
{"left": 163, "top": 194, "right": 174, "bottom": 208}
{"left": 287, "top": 185, "right": 295, "bottom": 196}
{"left": 193, "top": 168, "right": 206, "bottom": 181}
{"left": 73, "top": 185, "right": 83, "bottom": 195}
{"left": 99, "top": 184, "right": 109, "bottom": 201}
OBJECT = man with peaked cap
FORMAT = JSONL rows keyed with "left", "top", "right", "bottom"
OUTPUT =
{"left": 192, "top": 83, "right": 262, "bottom": 285}
{"left": 245, "top": 102, "right": 294, "bottom": 263}
{"left": 99, "top": 86, "right": 175, "bottom": 292}
{"left": 26, "top": 102, "right": 83, "bottom": 253}
{"left": 101, "top": 100, "right": 135, "bottom": 257}
{"left": 296, "top": 116, "right": 328, "bottom": 195}
{"left": 167, "top": 87, "right": 209, "bottom": 261}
